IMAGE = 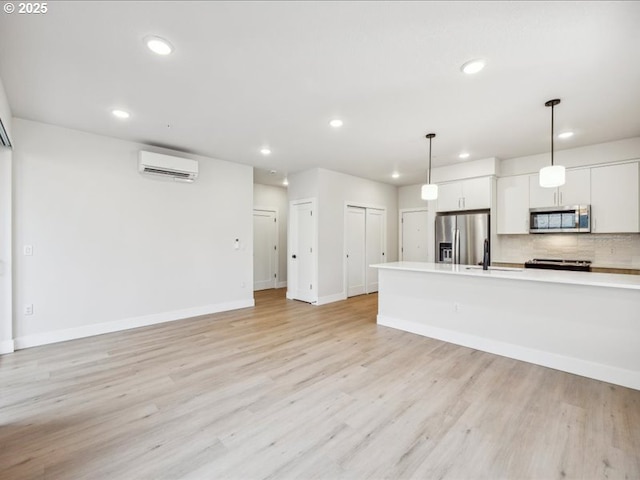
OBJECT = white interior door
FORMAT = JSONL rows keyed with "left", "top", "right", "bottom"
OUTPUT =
{"left": 401, "top": 210, "right": 429, "bottom": 261}
{"left": 366, "top": 208, "right": 385, "bottom": 293}
{"left": 289, "top": 200, "right": 316, "bottom": 303}
{"left": 253, "top": 209, "right": 277, "bottom": 291}
{"left": 346, "top": 206, "right": 366, "bottom": 297}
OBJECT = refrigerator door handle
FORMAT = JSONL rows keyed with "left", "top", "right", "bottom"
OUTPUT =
{"left": 453, "top": 229, "right": 459, "bottom": 264}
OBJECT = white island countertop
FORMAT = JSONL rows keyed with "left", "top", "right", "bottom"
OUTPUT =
{"left": 373, "top": 261, "right": 640, "bottom": 390}
{"left": 372, "top": 261, "right": 640, "bottom": 291}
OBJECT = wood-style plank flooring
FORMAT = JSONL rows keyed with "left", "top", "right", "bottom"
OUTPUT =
{"left": 1, "top": 289, "right": 639, "bottom": 479}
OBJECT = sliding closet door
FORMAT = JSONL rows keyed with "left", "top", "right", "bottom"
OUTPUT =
{"left": 365, "top": 208, "right": 385, "bottom": 293}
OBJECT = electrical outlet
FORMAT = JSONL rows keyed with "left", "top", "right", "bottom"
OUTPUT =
{"left": 454, "top": 302, "right": 461, "bottom": 313}
{"left": 24, "top": 304, "right": 33, "bottom": 315}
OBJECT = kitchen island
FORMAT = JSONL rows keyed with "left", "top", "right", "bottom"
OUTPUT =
{"left": 372, "top": 262, "right": 640, "bottom": 390}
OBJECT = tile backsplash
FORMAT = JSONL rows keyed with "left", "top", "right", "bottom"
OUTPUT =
{"left": 494, "top": 233, "right": 640, "bottom": 268}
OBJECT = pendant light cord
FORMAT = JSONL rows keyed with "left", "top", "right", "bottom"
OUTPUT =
{"left": 550, "top": 102, "right": 555, "bottom": 167}
{"left": 425, "top": 133, "right": 436, "bottom": 184}
{"left": 428, "top": 135, "right": 432, "bottom": 184}
{"left": 545, "top": 98, "right": 560, "bottom": 167}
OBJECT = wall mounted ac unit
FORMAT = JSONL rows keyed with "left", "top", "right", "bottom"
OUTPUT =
{"left": 138, "top": 151, "right": 198, "bottom": 182}
{"left": 0, "top": 117, "right": 11, "bottom": 147}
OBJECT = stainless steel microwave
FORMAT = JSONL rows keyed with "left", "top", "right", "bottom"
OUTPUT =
{"left": 529, "top": 205, "right": 591, "bottom": 233}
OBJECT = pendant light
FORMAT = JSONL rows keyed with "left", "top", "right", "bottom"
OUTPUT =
{"left": 421, "top": 133, "right": 438, "bottom": 200}
{"left": 539, "top": 98, "right": 566, "bottom": 188}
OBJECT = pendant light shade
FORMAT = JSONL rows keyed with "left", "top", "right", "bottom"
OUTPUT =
{"left": 539, "top": 98, "right": 565, "bottom": 188}
{"left": 539, "top": 165, "right": 566, "bottom": 188}
{"left": 421, "top": 133, "right": 437, "bottom": 200}
{"left": 421, "top": 183, "right": 438, "bottom": 200}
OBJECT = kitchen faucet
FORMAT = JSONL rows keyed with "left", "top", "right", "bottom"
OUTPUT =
{"left": 482, "top": 238, "right": 489, "bottom": 270}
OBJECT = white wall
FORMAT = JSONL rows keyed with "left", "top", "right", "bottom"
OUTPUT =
{"left": 0, "top": 75, "right": 11, "bottom": 141}
{"left": 253, "top": 183, "right": 288, "bottom": 286}
{"left": 316, "top": 168, "right": 398, "bottom": 303}
{"left": 12, "top": 118, "right": 254, "bottom": 348}
{"left": 0, "top": 74, "right": 13, "bottom": 353}
{"left": 500, "top": 137, "right": 640, "bottom": 176}
{"left": 287, "top": 168, "right": 319, "bottom": 201}
{"left": 432, "top": 157, "right": 499, "bottom": 183}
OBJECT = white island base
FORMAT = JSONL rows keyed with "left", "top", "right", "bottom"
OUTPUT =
{"left": 373, "top": 262, "right": 640, "bottom": 391}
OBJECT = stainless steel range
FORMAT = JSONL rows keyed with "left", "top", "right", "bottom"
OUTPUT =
{"left": 524, "top": 258, "right": 592, "bottom": 272}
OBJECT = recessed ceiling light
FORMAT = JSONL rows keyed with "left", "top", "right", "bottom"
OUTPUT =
{"left": 459, "top": 152, "right": 470, "bottom": 159}
{"left": 391, "top": 172, "right": 400, "bottom": 179}
{"left": 461, "top": 59, "right": 486, "bottom": 75}
{"left": 283, "top": 178, "right": 289, "bottom": 186}
{"left": 269, "top": 169, "right": 277, "bottom": 175}
{"left": 145, "top": 36, "right": 173, "bottom": 56}
{"left": 112, "top": 109, "right": 130, "bottom": 119}
{"left": 260, "top": 148, "right": 272, "bottom": 156}
{"left": 329, "top": 119, "right": 343, "bottom": 128}
{"left": 558, "top": 131, "right": 574, "bottom": 139}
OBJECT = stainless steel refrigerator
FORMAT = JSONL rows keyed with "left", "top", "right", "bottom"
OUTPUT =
{"left": 435, "top": 211, "right": 490, "bottom": 266}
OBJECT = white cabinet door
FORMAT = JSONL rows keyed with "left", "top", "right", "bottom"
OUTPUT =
{"left": 529, "top": 174, "right": 557, "bottom": 207}
{"left": 530, "top": 169, "right": 591, "bottom": 207}
{"left": 436, "top": 182, "right": 463, "bottom": 212}
{"left": 591, "top": 162, "right": 639, "bottom": 233}
{"left": 462, "top": 177, "right": 492, "bottom": 210}
{"left": 497, "top": 175, "right": 530, "bottom": 234}
{"left": 560, "top": 169, "right": 591, "bottom": 205}
{"left": 436, "top": 177, "right": 491, "bottom": 212}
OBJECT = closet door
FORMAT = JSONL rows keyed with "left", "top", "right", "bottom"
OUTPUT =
{"left": 346, "top": 206, "right": 366, "bottom": 297}
{"left": 366, "top": 208, "right": 385, "bottom": 293}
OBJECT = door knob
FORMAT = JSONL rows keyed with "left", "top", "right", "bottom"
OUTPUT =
{"left": 292, "top": 254, "right": 297, "bottom": 259}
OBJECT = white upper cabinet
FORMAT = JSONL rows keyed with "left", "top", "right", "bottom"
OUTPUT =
{"left": 436, "top": 177, "right": 492, "bottom": 212}
{"left": 529, "top": 169, "right": 591, "bottom": 207}
{"left": 436, "top": 182, "right": 463, "bottom": 212}
{"left": 591, "top": 162, "right": 639, "bottom": 233}
{"left": 497, "top": 175, "right": 530, "bottom": 234}
{"left": 528, "top": 174, "right": 556, "bottom": 208}
{"left": 559, "top": 169, "right": 591, "bottom": 205}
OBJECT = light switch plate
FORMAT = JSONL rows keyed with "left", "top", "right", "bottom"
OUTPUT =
{"left": 24, "top": 245, "right": 33, "bottom": 256}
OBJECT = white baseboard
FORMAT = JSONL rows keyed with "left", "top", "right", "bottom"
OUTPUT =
{"left": 377, "top": 315, "right": 640, "bottom": 391}
{"left": 276, "top": 281, "right": 287, "bottom": 289}
{"left": 0, "top": 339, "right": 15, "bottom": 354}
{"left": 14, "top": 298, "right": 255, "bottom": 350}
{"left": 315, "top": 292, "right": 347, "bottom": 306}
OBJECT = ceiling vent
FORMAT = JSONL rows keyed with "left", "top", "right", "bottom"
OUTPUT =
{"left": 138, "top": 151, "right": 198, "bottom": 182}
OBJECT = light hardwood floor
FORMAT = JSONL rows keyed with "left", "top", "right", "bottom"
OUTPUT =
{"left": 1, "top": 289, "right": 639, "bottom": 479}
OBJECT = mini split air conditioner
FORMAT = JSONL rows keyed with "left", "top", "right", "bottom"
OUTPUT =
{"left": 138, "top": 151, "right": 198, "bottom": 182}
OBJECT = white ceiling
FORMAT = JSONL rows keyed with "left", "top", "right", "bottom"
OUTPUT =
{"left": 1, "top": 1, "right": 639, "bottom": 187}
